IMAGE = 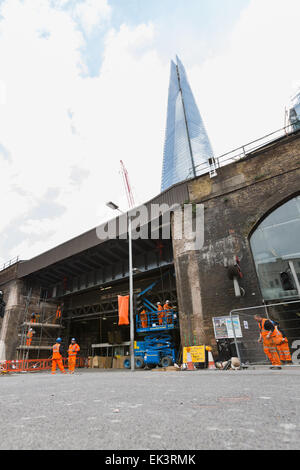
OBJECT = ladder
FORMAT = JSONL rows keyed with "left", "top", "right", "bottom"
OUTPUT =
{"left": 18, "top": 288, "right": 32, "bottom": 361}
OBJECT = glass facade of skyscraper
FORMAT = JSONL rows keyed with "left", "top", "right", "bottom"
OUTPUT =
{"left": 287, "top": 88, "right": 300, "bottom": 132}
{"left": 161, "top": 56, "right": 214, "bottom": 192}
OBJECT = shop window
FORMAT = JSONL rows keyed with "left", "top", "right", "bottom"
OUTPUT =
{"left": 250, "top": 196, "right": 300, "bottom": 300}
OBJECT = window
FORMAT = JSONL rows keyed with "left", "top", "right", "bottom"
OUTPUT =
{"left": 250, "top": 196, "right": 300, "bottom": 300}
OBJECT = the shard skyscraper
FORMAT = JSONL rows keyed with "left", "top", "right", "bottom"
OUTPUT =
{"left": 161, "top": 56, "right": 214, "bottom": 192}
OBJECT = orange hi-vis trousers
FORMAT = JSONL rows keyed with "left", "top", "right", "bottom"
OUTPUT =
{"left": 51, "top": 358, "right": 66, "bottom": 374}
{"left": 263, "top": 336, "right": 281, "bottom": 366}
{"left": 276, "top": 337, "right": 292, "bottom": 362}
{"left": 68, "top": 356, "right": 76, "bottom": 373}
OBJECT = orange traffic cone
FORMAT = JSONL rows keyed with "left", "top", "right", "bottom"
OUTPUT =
{"left": 208, "top": 350, "right": 216, "bottom": 369}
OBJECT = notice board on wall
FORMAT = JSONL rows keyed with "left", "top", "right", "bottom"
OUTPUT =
{"left": 212, "top": 315, "right": 242, "bottom": 339}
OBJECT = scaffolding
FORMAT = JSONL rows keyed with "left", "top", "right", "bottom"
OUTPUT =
{"left": 17, "top": 287, "right": 64, "bottom": 360}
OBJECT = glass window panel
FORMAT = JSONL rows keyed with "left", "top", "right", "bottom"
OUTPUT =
{"left": 161, "top": 57, "right": 214, "bottom": 191}
{"left": 250, "top": 196, "right": 300, "bottom": 300}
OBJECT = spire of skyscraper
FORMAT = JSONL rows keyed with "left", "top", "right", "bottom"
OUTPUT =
{"left": 161, "top": 56, "right": 214, "bottom": 192}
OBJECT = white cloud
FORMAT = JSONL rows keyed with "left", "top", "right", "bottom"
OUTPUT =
{"left": 74, "top": 0, "right": 111, "bottom": 34}
{"left": 189, "top": 0, "right": 300, "bottom": 154}
{"left": 0, "top": 0, "right": 168, "bottom": 264}
{"left": 0, "top": 0, "right": 299, "bottom": 265}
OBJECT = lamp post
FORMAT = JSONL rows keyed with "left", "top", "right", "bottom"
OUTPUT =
{"left": 106, "top": 202, "right": 135, "bottom": 371}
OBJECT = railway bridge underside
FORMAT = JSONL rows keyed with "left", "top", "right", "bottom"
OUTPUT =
{"left": 17, "top": 237, "right": 178, "bottom": 359}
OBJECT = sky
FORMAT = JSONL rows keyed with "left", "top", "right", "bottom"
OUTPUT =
{"left": 0, "top": 0, "right": 299, "bottom": 265}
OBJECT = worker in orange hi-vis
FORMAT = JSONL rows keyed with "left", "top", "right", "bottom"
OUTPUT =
{"left": 68, "top": 338, "right": 80, "bottom": 374}
{"left": 30, "top": 313, "right": 37, "bottom": 324}
{"left": 56, "top": 305, "right": 62, "bottom": 320}
{"left": 51, "top": 338, "right": 66, "bottom": 375}
{"left": 157, "top": 302, "right": 164, "bottom": 325}
{"left": 163, "top": 300, "right": 173, "bottom": 325}
{"left": 254, "top": 314, "right": 282, "bottom": 368}
{"left": 140, "top": 309, "right": 148, "bottom": 329}
{"left": 26, "top": 328, "right": 34, "bottom": 346}
{"left": 272, "top": 321, "right": 292, "bottom": 364}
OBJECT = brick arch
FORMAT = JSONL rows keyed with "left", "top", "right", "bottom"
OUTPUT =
{"left": 247, "top": 189, "right": 300, "bottom": 240}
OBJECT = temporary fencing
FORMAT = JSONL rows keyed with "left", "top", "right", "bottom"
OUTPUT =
{"left": 0, "top": 357, "right": 88, "bottom": 373}
{"left": 229, "top": 300, "right": 300, "bottom": 366}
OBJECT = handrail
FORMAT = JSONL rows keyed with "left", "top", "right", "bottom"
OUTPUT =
{"left": 0, "top": 256, "right": 19, "bottom": 273}
{"left": 187, "top": 123, "right": 300, "bottom": 179}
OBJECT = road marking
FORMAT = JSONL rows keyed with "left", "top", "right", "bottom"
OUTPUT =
{"left": 21, "top": 415, "right": 46, "bottom": 420}
{"left": 259, "top": 396, "right": 271, "bottom": 400}
{"left": 280, "top": 423, "right": 297, "bottom": 431}
{"left": 218, "top": 396, "right": 250, "bottom": 402}
{"left": 206, "top": 426, "right": 233, "bottom": 432}
{"left": 66, "top": 401, "right": 84, "bottom": 406}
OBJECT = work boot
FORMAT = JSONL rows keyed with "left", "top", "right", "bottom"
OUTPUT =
{"left": 270, "top": 366, "right": 282, "bottom": 369}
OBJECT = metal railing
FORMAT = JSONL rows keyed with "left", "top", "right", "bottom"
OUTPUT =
{"left": 187, "top": 123, "right": 299, "bottom": 180}
{"left": 0, "top": 357, "right": 88, "bottom": 373}
{"left": 229, "top": 300, "right": 300, "bottom": 366}
{"left": 0, "top": 256, "right": 19, "bottom": 272}
{"left": 136, "top": 310, "right": 179, "bottom": 332}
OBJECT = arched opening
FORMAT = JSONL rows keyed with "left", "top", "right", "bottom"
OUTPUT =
{"left": 250, "top": 195, "right": 300, "bottom": 301}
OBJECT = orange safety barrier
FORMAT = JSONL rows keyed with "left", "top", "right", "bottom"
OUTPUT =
{"left": 0, "top": 357, "right": 88, "bottom": 373}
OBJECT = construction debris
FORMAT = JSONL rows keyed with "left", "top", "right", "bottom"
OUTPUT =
{"left": 215, "top": 357, "right": 241, "bottom": 370}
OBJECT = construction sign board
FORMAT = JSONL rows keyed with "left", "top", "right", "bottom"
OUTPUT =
{"left": 212, "top": 315, "right": 242, "bottom": 339}
{"left": 183, "top": 345, "right": 206, "bottom": 364}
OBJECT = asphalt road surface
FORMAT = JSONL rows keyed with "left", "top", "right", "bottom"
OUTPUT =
{"left": 1, "top": 368, "right": 300, "bottom": 450}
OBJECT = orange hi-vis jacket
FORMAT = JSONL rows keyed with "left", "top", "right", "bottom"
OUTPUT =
{"left": 68, "top": 343, "right": 80, "bottom": 357}
{"left": 258, "top": 318, "right": 282, "bottom": 366}
{"left": 140, "top": 310, "right": 148, "bottom": 328}
{"left": 259, "top": 318, "right": 280, "bottom": 341}
{"left": 52, "top": 343, "right": 62, "bottom": 359}
{"left": 157, "top": 304, "right": 164, "bottom": 325}
{"left": 164, "top": 304, "right": 173, "bottom": 324}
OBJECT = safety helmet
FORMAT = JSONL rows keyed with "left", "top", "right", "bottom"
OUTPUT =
{"left": 56, "top": 337, "right": 62, "bottom": 343}
{"left": 71, "top": 338, "right": 76, "bottom": 342}
{"left": 166, "top": 300, "right": 170, "bottom": 303}
{"left": 157, "top": 302, "right": 161, "bottom": 305}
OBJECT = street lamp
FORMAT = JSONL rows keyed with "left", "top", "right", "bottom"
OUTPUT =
{"left": 106, "top": 202, "right": 135, "bottom": 371}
